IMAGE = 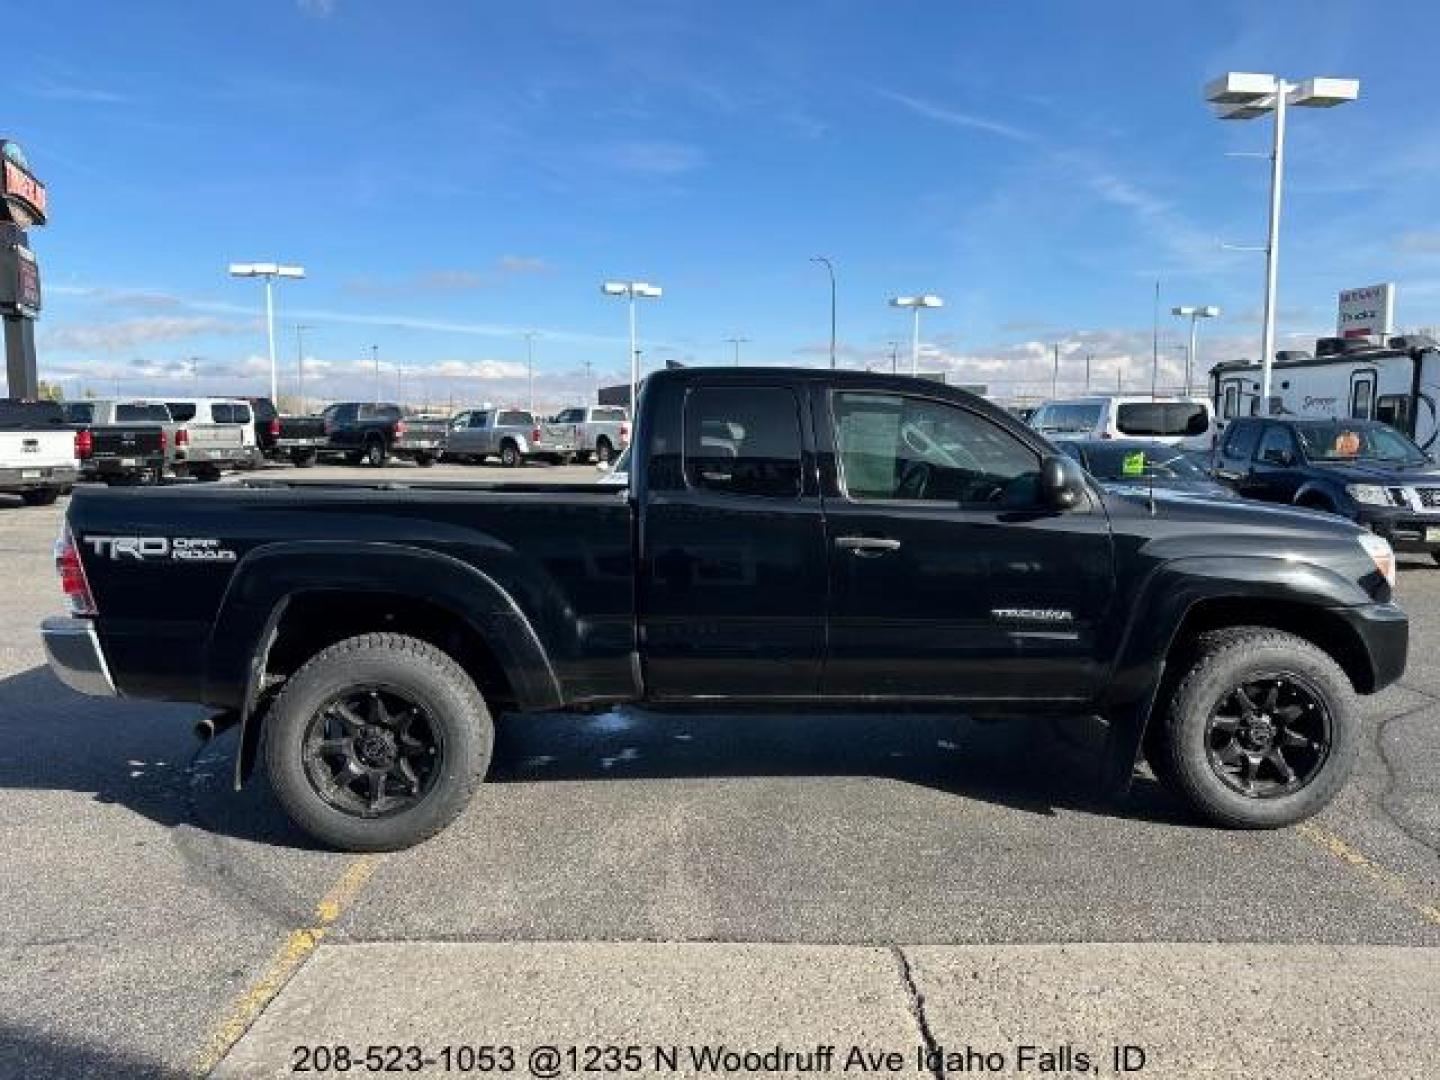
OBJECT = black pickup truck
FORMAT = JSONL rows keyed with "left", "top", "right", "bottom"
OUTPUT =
{"left": 319, "top": 401, "right": 446, "bottom": 467}
{"left": 42, "top": 368, "right": 1407, "bottom": 850}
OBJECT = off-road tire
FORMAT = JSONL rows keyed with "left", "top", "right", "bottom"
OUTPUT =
{"left": 263, "top": 633, "right": 493, "bottom": 851}
{"left": 1149, "top": 627, "right": 1358, "bottom": 829}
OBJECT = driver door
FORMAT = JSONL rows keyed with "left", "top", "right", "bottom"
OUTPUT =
{"left": 819, "top": 390, "right": 1113, "bottom": 702}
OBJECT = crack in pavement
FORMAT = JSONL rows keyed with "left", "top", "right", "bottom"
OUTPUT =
{"left": 1371, "top": 686, "right": 1440, "bottom": 862}
{"left": 890, "top": 946, "right": 944, "bottom": 1080}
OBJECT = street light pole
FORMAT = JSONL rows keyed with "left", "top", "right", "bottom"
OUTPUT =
{"left": 1206, "top": 72, "right": 1359, "bottom": 414}
{"left": 294, "top": 324, "right": 311, "bottom": 412}
{"left": 601, "top": 281, "right": 663, "bottom": 412}
{"left": 724, "top": 336, "right": 749, "bottom": 366}
{"left": 1171, "top": 306, "right": 1220, "bottom": 397}
{"left": 1051, "top": 343, "right": 1060, "bottom": 399}
{"left": 811, "top": 256, "right": 836, "bottom": 369}
{"left": 371, "top": 344, "right": 379, "bottom": 403}
{"left": 523, "top": 331, "right": 538, "bottom": 413}
{"left": 228, "top": 262, "right": 305, "bottom": 405}
{"left": 889, "top": 294, "right": 944, "bottom": 377}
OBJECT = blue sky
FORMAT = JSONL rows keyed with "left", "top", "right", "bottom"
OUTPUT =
{"left": 10, "top": 0, "right": 1440, "bottom": 407}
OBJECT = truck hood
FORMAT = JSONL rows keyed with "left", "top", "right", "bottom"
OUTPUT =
{"left": 1101, "top": 485, "right": 1361, "bottom": 539}
{"left": 1308, "top": 459, "right": 1440, "bottom": 484}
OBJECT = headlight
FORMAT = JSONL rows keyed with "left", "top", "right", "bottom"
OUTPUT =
{"left": 1346, "top": 484, "right": 1398, "bottom": 506}
{"left": 1358, "top": 532, "right": 1396, "bottom": 588}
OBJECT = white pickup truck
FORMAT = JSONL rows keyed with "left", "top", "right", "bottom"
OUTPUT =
{"left": 0, "top": 399, "right": 78, "bottom": 506}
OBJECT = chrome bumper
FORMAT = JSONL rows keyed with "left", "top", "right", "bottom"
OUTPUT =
{"left": 41, "top": 617, "right": 118, "bottom": 697}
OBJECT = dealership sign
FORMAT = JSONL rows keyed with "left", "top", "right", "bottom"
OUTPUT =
{"left": 1337, "top": 283, "right": 1394, "bottom": 340}
{"left": 0, "top": 141, "right": 46, "bottom": 228}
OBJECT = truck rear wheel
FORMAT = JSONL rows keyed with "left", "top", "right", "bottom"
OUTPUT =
{"left": 499, "top": 440, "right": 520, "bottom": 468}
{"left": 1149, "top": 628, "right": 1358, "bottom": 829}
{"left": 291, "top": 449, "right": 317, "bottom": 468}
{"left": 364, "top": 438, "right": 388, "bottom": 468}
{"left": 595, "top": 438, "right": 614, "bottom": 465}
{"left": 263, "top": 633, "right": 493, "bottom": 851}
{"left": 20, "top": 487, "right": 60, "bottom": 506}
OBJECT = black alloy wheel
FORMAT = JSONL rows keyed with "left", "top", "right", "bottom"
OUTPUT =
{"left": 301, "top": 687, "right": 443, "bottom": 819}
{"left": 1204, "top": 673, "right": 1331, "bottom": 799}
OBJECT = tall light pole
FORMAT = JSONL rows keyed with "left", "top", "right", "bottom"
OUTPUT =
{"left": 371, "top": 344, "right": 379, "bottom": 403}
{"left": 294, "top": 324, "right": 312, "bottom": 412}
{"left": 889, "top": 294, "right": 944, "bottom": 377}
{"left": 601, "top": 281, "right": 662, "bottom": 411}
{"left": 522, "top": 331, "right": 539, "bottom": 413}
{"left": 228, "top": 262, "right": 304, "bottom": 404}
{"left": 1206, "top": 72, "right": 1359, "bottom": 414}
{"left": 724, "top": 336, "right": 749, "bottom": 366}
{"left": 1051, "top": 343, "right": 1061, "bottom": 398}
{"left": 1171, "top": 306, "right": 1219, "bottom": 396}
{"left": 811, "top": 256, "right": 837, "bottom": 369}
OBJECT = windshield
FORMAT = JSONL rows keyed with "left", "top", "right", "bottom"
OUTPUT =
{"left": 1077, "top": 441, "right": 1210, "bottom": 481}
{"left": 1116, "top": 401, "right": 1209, "bottom": 437}
{"left": 1294, "top": 422, "right": 1427, "bottom": 465}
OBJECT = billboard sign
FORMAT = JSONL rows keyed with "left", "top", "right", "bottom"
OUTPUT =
{"left": 1337, "top": 283, "right": 1394, "bottom": 340}
{"left": 0, "top": 243, "right": 41, "bottom": 315}
{"left": 0, "top": 141, "right": 46, "bottom": 228}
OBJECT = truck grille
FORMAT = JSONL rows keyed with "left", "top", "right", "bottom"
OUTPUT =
{"left": 1417, "top": 487, "right": 1440, "bottom": 509}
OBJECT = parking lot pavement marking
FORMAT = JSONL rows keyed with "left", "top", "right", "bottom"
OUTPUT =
{"left": 194, "top": 854, "right": 382, "bottom": 1076}
{"left": 1296, "top": 822, "right": 1440, "bottom": 926}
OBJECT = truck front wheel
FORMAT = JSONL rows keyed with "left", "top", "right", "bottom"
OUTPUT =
{"left": 1149, "top": 628, "right": 1358, "bottom": 829}
{"left": 263, "top": 633, "right": 493, "bottom": 851}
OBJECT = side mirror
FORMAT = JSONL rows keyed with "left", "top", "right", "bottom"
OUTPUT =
{"left": 1040, "top": 454, "right": 1085, "bottom": 511}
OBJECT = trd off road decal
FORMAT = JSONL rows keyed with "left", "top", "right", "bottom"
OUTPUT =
{"left": 84, "top": 536, "right": 238, "bottom": 563}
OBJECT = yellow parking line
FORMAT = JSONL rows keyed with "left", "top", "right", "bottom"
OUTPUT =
{"left": 1296, "top": 822, "right": 1440, "bottom": 926}
{"left": 193, "top": 854, "right": 382, "bottom": 1076}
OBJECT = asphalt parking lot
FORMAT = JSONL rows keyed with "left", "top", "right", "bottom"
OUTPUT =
{"left": 2, "top": 462, "right": 1437, "bottom": 1078}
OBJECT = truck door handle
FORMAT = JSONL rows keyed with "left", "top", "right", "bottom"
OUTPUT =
{"left": 835, "top": 536, "right": 901, "bottom": 555}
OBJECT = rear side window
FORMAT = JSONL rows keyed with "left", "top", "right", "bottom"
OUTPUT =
{"left": 166, "top": 402, "right": 197, "bottom": 422}
{"left": 0, "top": 400, "right": 66, "bottom": 427}
{"left": 684, "top": 386, "right": 802, "bottom": 498}
{"left": 555, "top": 409, "right": 583, "bottom": 424}
{"left": 595, "top": 408, "right": 626, "bottom": 422}
{"left": 1035, "top": 401, "right": 1103, "bottom": 433}
{"left": 1222, "top": 421, "right": 1261, "bottom": 461}
{"left": 62, "top": 402, "right": 94, "bottom": 425}
{"left": 498, "top": 410, "right": 532, "bottom": 427}
{"left": 117, "top": 403, "right": 171, "bottom": 422}
{"left": 213, "top": 403, "right": 250, "bottom": 424}
{"left": 1117, "top": 402, "right": 1209, "bottom": 437}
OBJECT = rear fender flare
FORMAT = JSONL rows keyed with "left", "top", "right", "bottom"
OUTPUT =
{"left": 211, "top": 541, "right": 562, "bottom": 787}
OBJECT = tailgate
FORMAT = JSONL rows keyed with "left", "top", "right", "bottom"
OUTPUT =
{"left": 91, "top": 427, "right": 164, "bottom": 457}
{"left": 0, "top": 431, "right": 75, "bottom": 469}
{"left": 189, "top": 424, "right": 243, "bottom": 450}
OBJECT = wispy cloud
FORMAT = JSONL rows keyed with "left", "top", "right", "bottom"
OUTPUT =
{"left": 598, "top": 140, "right": 705, "bottom": 176}
{"left": 344, "top": 255, "right": 555, "bottom": 296}
{"left": 873, "top": 87, "right": 1038, "bottom": 145}
{"left": 1399, "top": 230, "right": 1440, "bottom": 255}
{"left": 40, "top": 316, "right": 250, "bottom": 350}
{"left": 27, "top": 78, "right": 131, "bottom": 105}
{"left": 296, "top": 0, "right": 338, "bottom": 16}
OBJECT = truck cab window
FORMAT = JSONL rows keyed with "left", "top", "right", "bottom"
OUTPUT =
{"left": 683, "top": 386, "right": 802, "bottom": 498}
{"left": 833, "top": 392, "right": 1040, "bottom": 505}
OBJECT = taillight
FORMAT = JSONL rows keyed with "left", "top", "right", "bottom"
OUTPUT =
{"left": 159, "top": 429, "right": 168, "bottom": 452}
{"left": 55, "top": 524, "right": 97, "bottom": 617}
{"left": 394, "top": 420, "right": 408, "bottom": 439}
{"left": 619, "top": 423, "right": 630, "bottom": 445}
{"left": 74, "top": 429, "right": 92, "bottom": 460}
{"left": 268, "top": 417, "right": 280, "bottom": 437}
{"left": 176, "top": 428, "right": 189, "bottom": 447}
{"left": 531, "top": 427, "right": 542, "bottom": 444}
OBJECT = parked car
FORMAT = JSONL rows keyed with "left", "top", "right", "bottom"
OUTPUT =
{"left": 1215, "top": 416, "right": 1440, "bottom": 562}
{"left": 445, "top": 407, "right": 576, "bottom": 466}
{"left": 320, "top": 402, "right": 446, "bottom": 466}
{"left": 44, "top": 367, "right": 1406, "bottom": 851}
{"left": 156, "top": 398, "right": 256, "bottom": 478}
{"left": 1030, "top": 394, "right": 1215, "bottom": 454}
{"left": 0, "top": 399, "right": 78, "bottom": 505}
{"left": 275, "top": 414, "right": 327, "bottom": 467}
{"left": 552, "top": 405, "right": 630, "bottom": 464}
{"left": 62, "top": 399, "right": 174, "bottom": 484}
{"left": 1053, "top": 438, "right": 1237, "bottom": 501}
